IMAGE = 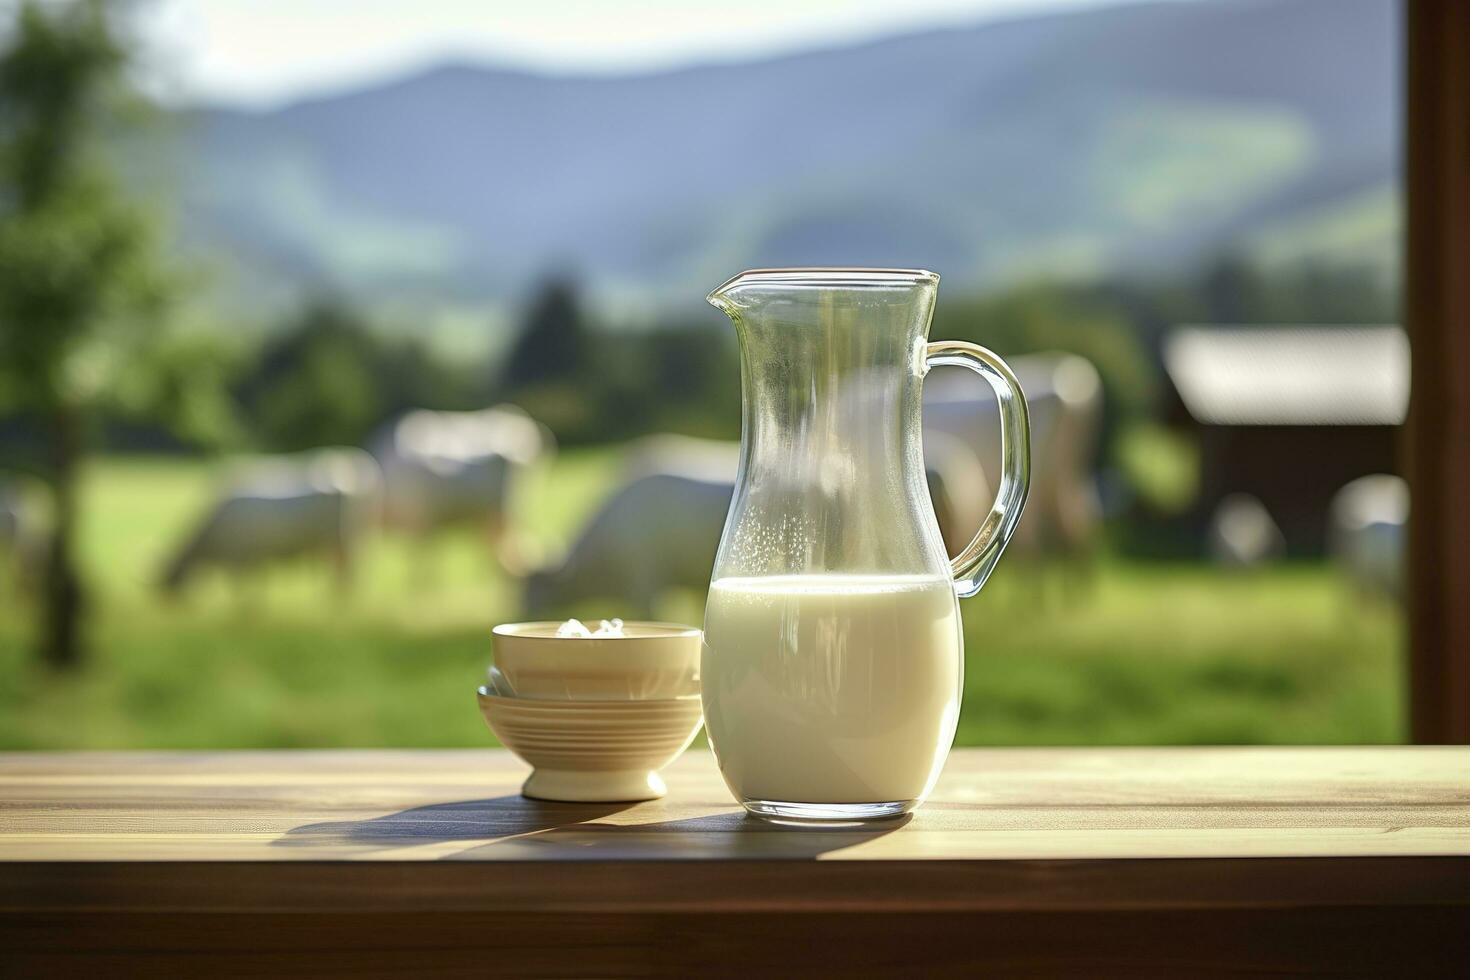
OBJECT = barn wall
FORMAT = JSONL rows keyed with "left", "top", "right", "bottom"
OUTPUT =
{"left": 1194, "top": 425, "right": 1399, "bottom": 556}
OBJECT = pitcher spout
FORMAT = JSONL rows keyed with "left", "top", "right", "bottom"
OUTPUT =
{"left": 705, "top": 272, "right": 744, "bottom": 316}
{"left": 707, "top": 267, "right": 939, "bottom": 319}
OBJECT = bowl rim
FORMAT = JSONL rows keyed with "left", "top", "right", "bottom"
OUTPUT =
{"left": 492, "top": 620, "right": 701, "bottom": 641}
{"left": 477, "top": 685, "right": 702, "bottom": 708}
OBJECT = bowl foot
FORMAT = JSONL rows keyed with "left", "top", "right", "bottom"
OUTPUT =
{"left": 522, "top": 768, "right": 667, "bottom": 802}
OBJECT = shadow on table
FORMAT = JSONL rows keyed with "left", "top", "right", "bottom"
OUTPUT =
{"left": 275, "top": 796, "right": 636, "bottom": 855}
{"left": 277, "top": 795, "right": 908, "bottom": 860}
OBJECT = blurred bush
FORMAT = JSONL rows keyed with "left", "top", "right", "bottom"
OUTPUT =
{"left": 216, "top": 278, "right": 742, "bottom": 452}
{"left": 498, "top": 279, "right": 739, "bottom": 445}
{"left": 1117, "top": 423, "right": 1199, "bottom": 515}
{"left": 230, "top": 300, "right": 482, "bottom": 452}
{"left": 938, "top": 282, "right": 1156, "bottom": 448}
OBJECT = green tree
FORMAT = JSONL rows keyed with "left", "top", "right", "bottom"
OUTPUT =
{"left": 234, "top": 299, "right": 481, "bottom": 451}
{"left": 0, "top": 1, "right": 172, "bottom": 667}
{"left": 235, "top": 302, "right": 382, "bottom": 451}
{"left": 937, "top": 283, "right": 1156, "bottom": 438}
{"left": 643, "top": 323, "right": 740, "bottom": 439}
{"left": 501, "top": 277, "right": 589, "bottom": 391}
{"left": 494, "top": 277, "right": 599, "bottom": 441}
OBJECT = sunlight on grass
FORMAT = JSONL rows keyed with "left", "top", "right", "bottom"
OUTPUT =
{"left": 1117, "top": 422, "right": 1199, "bottom": 514}
{"left": 0, "top": 453, "right": 1404, "bottom": 749}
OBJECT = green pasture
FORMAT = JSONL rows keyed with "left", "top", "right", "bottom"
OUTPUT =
{"left": 0, "top": 452, "right": 1404, "bottom": 749}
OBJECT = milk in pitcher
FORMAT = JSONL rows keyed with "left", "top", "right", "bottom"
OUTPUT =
{"left": 702, "top": 574, "right": 962, "bottom": 806}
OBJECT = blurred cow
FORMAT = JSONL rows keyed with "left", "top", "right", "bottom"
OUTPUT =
{"left": 371, "top": 405, "right": 553, "bottom": 573}
{"left": 921, "top": 430, "right": 992, "bottom": 557}
{"left": 525, "top": 470, "right": 730, "bottom": 618}
{"left": 525, "top": 435, "right": 730, "bottom": 616}
{"left": 159, "top": 448, "right": 382, "bottom": 596}
{"left": 620, "top": 433, "right": 738, "bottom": 485}
{"left": 1208, "top": 493, "right": 1286, "bottom": 569}
{"left": 923, "top": 352, "right": 1104, "bottom": 561}
{"left": 523, "top": 433, "right": 992, "bottom": 616}
{"left": 1329, "top": 474, "right": 1408, "bottom": 600}
{"left": 0, "top": 476, "right": 45, "bottom": 594}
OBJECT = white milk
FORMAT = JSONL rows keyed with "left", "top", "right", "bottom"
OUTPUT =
{"left": 702, "top": 574, "right": 963, "bottom": 805}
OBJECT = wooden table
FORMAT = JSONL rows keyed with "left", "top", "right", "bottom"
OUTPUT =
{"left": 1, "top": 748, "right": 1467, "bottom": 977}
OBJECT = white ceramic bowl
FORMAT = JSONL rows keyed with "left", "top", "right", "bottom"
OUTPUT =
{"left": 477, "top": 687, "right": 704, "bottom": 801}
{"left": 490, "top": 621, "right": 701, "bottom": 700}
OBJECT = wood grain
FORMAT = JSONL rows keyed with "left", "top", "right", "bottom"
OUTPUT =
{"left": 1407, "top": 0, "right": 1470, "bottom": 742}
{"left": 3, "top": 747, "right": 1467, "bottom": 862}
{"left": 1, "top": 748, "right": 1467, "bottom": 977}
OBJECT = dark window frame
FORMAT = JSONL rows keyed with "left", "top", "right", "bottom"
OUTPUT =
{"left": 1405, "top": 0, "right": 1470, "bottom": 742}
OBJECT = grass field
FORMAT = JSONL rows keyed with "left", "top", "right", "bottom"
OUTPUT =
{"left": 0, "top": 452, "right": 1405, "bottom": 748}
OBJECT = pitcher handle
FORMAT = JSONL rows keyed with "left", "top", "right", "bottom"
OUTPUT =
{"left": 924, "top": 341, "right": 1032, "bottom": 598}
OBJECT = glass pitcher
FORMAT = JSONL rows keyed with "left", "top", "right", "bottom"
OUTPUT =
{"left": 701, "top": 268, "right": 1030, "bottom": 823}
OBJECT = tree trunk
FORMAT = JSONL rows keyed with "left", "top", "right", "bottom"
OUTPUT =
{"left": 40, "top": 406, "right": 85, "bottom": 669}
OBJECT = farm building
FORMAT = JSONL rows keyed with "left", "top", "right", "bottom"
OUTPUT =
{"left": 1163, "top": 326, "right": 1407, "bottom": 556}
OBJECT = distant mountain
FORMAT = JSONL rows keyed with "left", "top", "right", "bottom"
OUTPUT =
{"left": 147, "top": 0, "right": 1399, "bottom": 320}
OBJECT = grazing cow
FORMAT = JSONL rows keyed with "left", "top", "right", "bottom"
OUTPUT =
{"left": 0, "top": 476, "right": 45, "bottom": 593}
{"left": 923, "top": 352, "right": 1104, "bottom": 561}
{"left": 619, "top": 433, "right": 739, "bottom": 485}
{"left": 159, "top": 449, "right": 381, "bottom": 596}
{"left": 372, "top": 405, "right": 553, "bottom": 572}
{"left": 523, "top": 433, "right": 992, "bottom": 616}
{"left": 524, "top": 472, "right": 732, "bottom": 618}
{"left": 1329, "top": 474, "right": 1408, "bottom": 599}
{"left": 921, "top": 430, "right": 991, "bottom": 557}
{"left": 1208, "top": 493, "right": 1286, "bottom": 569}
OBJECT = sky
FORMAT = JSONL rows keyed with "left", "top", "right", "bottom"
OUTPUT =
{"left": 135, "top": 0, "right": 1173, "bottom": 108}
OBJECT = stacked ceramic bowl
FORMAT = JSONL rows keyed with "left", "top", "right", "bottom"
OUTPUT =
{"left": 477, "top": 622, "right": 704, "bottom": 802}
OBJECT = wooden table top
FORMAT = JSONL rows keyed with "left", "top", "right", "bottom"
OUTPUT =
{"left": 3, "top": 747, "right": 1469, "bottom": 864}
{"left": 3, "top": 747, "right": 1467, "bottom": 976}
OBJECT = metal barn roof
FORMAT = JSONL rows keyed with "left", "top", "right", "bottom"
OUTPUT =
{"left": 1164, "top": 326, "right": 1408, "bottom": 426}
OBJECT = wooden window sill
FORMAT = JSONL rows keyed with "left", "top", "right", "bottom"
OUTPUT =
{"left": 2, "top": 747, "right": 1466, "bottom": 975}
